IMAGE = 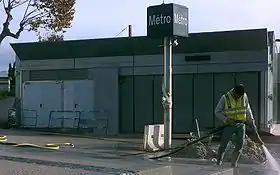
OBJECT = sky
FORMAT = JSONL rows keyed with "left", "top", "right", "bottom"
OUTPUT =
{"left": 0, "top": 0, "right": 279, "bottom": 71}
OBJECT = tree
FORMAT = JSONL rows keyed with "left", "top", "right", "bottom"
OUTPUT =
{"left": 38, "top": 31, "right": 64, "bottom": 42}
{"left": 0, "top": 0, "right": 76, "bottom": 44}
{"left": 8, "top": 61, "right": 15, "bottom": 95}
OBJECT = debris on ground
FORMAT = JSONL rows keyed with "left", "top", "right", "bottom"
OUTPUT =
{"left": 224, "top": 135, "right": 266, "bottom": 164}
{"left": 177, "top": 134, "right": 216, "bottom": 159}
{"left": 176, "top": 134, "right": 266, "bottom": 164}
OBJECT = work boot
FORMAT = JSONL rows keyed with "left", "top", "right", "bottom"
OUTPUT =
{"left": 216, "top": 152, "right": 225, "bottom": 166}
{"left": 231, "top": 151, "right": 241, "bottom": 168}
{"left": 231, "top": 163, "right": 237, "bottom": 168}
{"left": 216, "top": 160, "right": 222, "bottom": 166}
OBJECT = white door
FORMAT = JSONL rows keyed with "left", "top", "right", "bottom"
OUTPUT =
{"left": 73, "top": 80, "right": 94, "bottom": 120}
{"left": 40, "top": 81, "right": 62, "bottom": 127}
{"left": 63, "top": 81, "right": 77, "bottom": 128}
{"left": 22, "top": 81, "right": 61, "bottom": 127}
{"left": 22, "top": 82, "right": 42, "bottom": 127}
{"left": 61, "top": 80, "right": 94, "bottom": 128}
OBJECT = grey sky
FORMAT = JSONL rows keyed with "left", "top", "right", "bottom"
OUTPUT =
{"left": 0, "top": 0, "right": 279, "bottom": 71}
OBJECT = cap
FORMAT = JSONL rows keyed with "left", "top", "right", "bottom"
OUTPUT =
{"left": 234, "top": 84, "right": 245, "bottom": 96}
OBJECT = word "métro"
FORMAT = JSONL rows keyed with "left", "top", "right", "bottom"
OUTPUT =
{"left": 148, "top": 13, "right": 188, "bottom": 26}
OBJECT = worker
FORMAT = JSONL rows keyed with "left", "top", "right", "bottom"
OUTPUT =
{"left": 215, "top": 84, "right": 264, "bottom": 167}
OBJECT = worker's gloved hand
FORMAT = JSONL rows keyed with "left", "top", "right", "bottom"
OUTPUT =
{"left": 222, "top": 118, "right": 228, "bottom": 124}
{"left": 226, "top": 118, "right": 235, "bottom": 124}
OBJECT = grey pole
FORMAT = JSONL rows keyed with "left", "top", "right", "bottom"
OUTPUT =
{"left": 163, "top": 37, "right": 173, "bottom": 149}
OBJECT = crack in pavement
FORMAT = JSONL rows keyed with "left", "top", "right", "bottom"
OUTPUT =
{"left": 0, "top": 155, "right": 137, "bottom": 175}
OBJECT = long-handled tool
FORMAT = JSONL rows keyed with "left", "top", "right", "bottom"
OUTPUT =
{"left": 251, "top": 126, "right": 267, "bottom": 161}
{"left": 150, "top": 123, "right": 265, "bottom": 160}
{"left": 149, "top": 125, "right": 227, "bottom": 160}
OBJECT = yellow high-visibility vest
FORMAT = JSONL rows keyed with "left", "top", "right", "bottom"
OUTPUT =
{"left": 223, "top": 92, "right": 247, "bottom": 122}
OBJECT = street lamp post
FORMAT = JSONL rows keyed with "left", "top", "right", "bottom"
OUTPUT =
{"left": 162, "top": 37, "right": 173, "bottom": 149}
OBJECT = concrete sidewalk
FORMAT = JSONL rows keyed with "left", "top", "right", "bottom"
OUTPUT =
{"left": 14, "top": 127, "right": 280, "bottom": 143}
{"left": 1, "top": 129, "right": 280, "bottom": 174}
{"left": 0, "top": 129, "right": 236, "bottom": 175}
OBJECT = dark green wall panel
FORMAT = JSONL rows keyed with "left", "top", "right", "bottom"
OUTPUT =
{"left": 235, "top": 72, "right": 260, "bottom": 127}
{"left": 194, "top": 74, "right": 214, "bottom": 130}
{"left": 153, "top": 75, "right": 164, "bottom": 124}
{"left": 119, "top": 76, "right": 134, "bottom": 133}
{"left": 213, "top": 73, "right": 235, "bottom": 127}
{"left": 173, "top": 74, "right": 193, "bottom": 133}
{"left": 119, "top": 72, "right": 260, "bottom": 134}
{"left": 134, "top": 76, "right": 154, "bottom": 133}
{"left": 30, "top": 69, "right": 88, "bottom": 81}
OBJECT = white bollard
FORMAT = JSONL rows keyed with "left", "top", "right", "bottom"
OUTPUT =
{"left": 143, "top": 124, "right": 165, "bottom": 152}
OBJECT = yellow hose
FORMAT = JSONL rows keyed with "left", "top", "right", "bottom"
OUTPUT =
{"left": 0, "top": 136, "right": 7, "bottom": 142}
{"left": 0, "top": 135, "right": 74, "bottom": 150}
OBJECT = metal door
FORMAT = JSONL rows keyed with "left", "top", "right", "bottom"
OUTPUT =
{"left": 153, "top": 75, "right": 164, "bottom": 124}
{"left": 235, "top": 72, "right": 260, "bottom": 127}
{"left": 213, "top": 73, "right": 235, "bottom": 127}
{"left": 22, "top": 82, "right": 42, "bottom": 127}
{"left": 119, "top": 76, "right": 134, "bottom": 134}
{"left": 134, "top": 75, "right": 154, "bottom": 133}
{"left": 73, "top": 80, "right": 94, "bottom": 116}
{"left": 173, "top": 74, "right": 193, "bottom": 133}
{"left": 62, "top": 81, "right": 76, "bottom": 128}
{"left": 39, "top": 81, "right": 61, "bottom": 127}
{"left": 73, "top": 80, "right": 94, "bottom": 129}
{"left": 194, "top": 73, "right": 214, "bottom": 130}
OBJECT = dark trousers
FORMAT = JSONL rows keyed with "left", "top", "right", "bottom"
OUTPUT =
{"left": 216, "top": 123, "right": 245, "bottom": 166}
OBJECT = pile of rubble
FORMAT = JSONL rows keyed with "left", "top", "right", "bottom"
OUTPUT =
{"left": 180, "top": 134, "right": 266, "bottom": 164}
{"left": 223, "top": 135, "right": 266, "bottom": 164}
{"left": 178, "top": 134, "right": 216, "bottom": 159}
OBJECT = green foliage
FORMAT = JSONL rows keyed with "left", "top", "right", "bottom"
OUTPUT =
{"left": 0, "top": 0, "right": 76, "bottom": 43}
{"left": 38, "top": 32, "right": 64, "bottom": 42}
{"left": 29, "top": 0, "right": 76, "bottom": 32}
{"left": 0, "top": 90, "right": 13, "bottom": 100}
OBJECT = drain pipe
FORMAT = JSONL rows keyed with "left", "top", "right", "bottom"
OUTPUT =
{"left": 275, "top": 39, "right": 280, "bottom": 123}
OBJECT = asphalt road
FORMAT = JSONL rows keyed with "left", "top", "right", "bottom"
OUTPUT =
{"left": 0, "top": 159, "right": 94, "bottom": 175}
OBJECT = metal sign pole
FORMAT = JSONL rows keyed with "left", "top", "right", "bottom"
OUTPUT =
{"left": 147, "top": 2, "right": 188, "bottom": 151}
{"left": 163, "top": 37, "right": 173, "bottom": 149}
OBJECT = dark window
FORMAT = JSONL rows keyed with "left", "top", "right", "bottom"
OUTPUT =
{"left": 185, "top": 55, "right": 211, "bottom": 61}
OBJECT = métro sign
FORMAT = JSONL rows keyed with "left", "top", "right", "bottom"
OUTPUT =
{"left": 147, "top": 3, "right": 189, "bottom": 38}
